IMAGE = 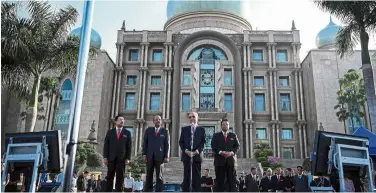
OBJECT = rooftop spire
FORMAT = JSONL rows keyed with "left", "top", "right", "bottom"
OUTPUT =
{"left": 121, "top": 20, "right": 126, "bottom": 31}
{"left": 328, "top": 16, "right": 334, "bottom": 25}
{"left": 291, "top": 20, "right": 296, "bottom": 30}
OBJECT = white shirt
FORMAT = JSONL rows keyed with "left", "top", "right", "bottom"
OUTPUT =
{"left": 134, "top": 181, "right": 143, "bottom": 191}
{"left": 124, "top": 177, "right": 134, "bottom": 188}
{"left": 155, "top": 127, "right": 160, "bottom": 133}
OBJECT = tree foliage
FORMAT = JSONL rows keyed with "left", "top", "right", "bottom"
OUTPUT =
{"left": 314, "top": 1, "right": 376, "bottom": 133}
{"left": 1, "top": 1, "right": 84, "bottom": 132}
{"left": 334, "top": 70, "right": 366, "bottom": 133}
{"left": 126, "top": 153, "right": 146, "bottom": 179}
{"left": 254, "top": 143, "right": 275, "bottom": 168}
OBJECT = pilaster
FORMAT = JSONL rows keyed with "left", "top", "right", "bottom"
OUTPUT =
{"left": 242, "top": 43, "right": 249, "bottom": 120}
{"left": 137, "top": 119, "right": 146, "bottom": 150}
{"left": 267, "top": 43, "right": 275, "bottom": 121}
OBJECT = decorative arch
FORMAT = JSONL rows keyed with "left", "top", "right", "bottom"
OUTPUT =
{"left": 182, "top": 39, "right": 234, "bottom": 63}
{"left": 187, "top": 45, "right": 228, "bottom": 60}
{"left": 171, "top": 30, "right": 243, "bottom": 157}
{"left": 55, "top": 79, "right": 73, "bottom": 139}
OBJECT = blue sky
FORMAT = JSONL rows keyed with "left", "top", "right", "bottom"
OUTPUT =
{"left": 46, "top": 1, "right": 376, "bottom": 61}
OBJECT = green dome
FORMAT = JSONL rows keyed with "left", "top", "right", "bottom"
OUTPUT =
{"left": 316, "top": 17, "right": 342, "bottom": 49}
{"left": 167, "top": 0, "right": 248, "bottom": 19}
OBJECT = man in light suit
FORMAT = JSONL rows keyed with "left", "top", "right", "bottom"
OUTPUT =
{"left": 211, "top": 118, "right": 240, "bottom": 192}
{"left": 103, "top": 115, "right": 132, "bottom": 192}
{"left": 142, "top": 115, "right": 170, "bottom": 192}
{"left": 179, "top": 112, "right": 206, "bottom": 192}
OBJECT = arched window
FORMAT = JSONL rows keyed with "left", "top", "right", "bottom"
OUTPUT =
{"left": 55, "top": 79, "right": 73, "bottom": 139}
{"left": 187, "top": 46, "right": 228, "bottom": 60}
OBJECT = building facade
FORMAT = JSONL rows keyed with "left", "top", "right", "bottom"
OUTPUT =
{"left": 114, "top": 1, "right": 308, "bottom": 160}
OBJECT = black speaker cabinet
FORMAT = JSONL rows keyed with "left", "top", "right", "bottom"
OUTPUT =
{"left": 5, "top": 130, "right": 63, "bottom": 172}
{"left": 312, "top": 130, "right": 368, "bottom": 175}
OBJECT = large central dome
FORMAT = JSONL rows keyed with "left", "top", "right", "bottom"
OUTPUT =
{"left": 167, "top": 0, "right": 247, "bottom": 19}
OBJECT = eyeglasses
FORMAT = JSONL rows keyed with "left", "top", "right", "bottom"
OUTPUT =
{"left": 189, "top": 116, "right": 195, "bottom": 118}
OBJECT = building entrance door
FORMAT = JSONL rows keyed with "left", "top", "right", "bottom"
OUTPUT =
{"left": 203, "top": 126, "right": 215, "bottom": 158}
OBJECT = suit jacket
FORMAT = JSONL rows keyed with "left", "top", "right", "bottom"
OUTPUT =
{"left": 259, "top": 176, "right": 272, "bottom": 192}
{"left": 270, "top": 175, "right": 285, "bottom": 192}
{"left": 142, "top": 127, "right": 170, "bottom": 162}
{"left": 103, "top": 128, "right": 132, "bottom": 161}
{"left": 179, "top": 125, "right": 206, "bottom": 162}
{"left": 245, "top": 174, "right": 259, "bottom": 192}
{"left": 293, "top": 175, "right": 309, "bottom": 192}
{"left": 211, "top": 131, "right": 240, "bottom": 167}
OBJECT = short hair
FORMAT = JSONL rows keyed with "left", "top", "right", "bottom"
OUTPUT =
{"left": 205, "top": 168, "right": 210, "bottom": 172}
{"left": 84, "top": 171, "right": 89, "bottom": 174}
{"left": 114, "top": 115, "right": 123, "bottom": 121}
{"left": 251, "top": 167, "right": 256, "bottom": 171}
{"left": 267, "top": 168, "right": 272, "bottom": 173}
{"left": 221, "top": 118, "right": 229, "bottom": 124}
{"left": 297, "top": 166, "right": 303, "bottom": 170}
{"left": 153, "top": 115, "right": 162, "bottom": 121}
{"left": 286, "top": 168, "right": 292, "bottom": 172}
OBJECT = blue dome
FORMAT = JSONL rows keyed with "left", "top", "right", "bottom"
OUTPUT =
{"left": 70, "top": 27, "right": 102, "bottom": 49}
{"left": 316, "top": 17, "right": 342, "bottom": 49}
{"left": 167, "top": 0, "right": 247, "bottom": 19}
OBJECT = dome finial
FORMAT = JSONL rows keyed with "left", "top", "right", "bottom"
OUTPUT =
{"left": 121, "top": 20, "right": 126, "bottom": 31}
{"left": 329, "top": 15, "right": 334, "bottom": 25}
{"left": 291, "top": 20, "right": 296, "bottom": 30}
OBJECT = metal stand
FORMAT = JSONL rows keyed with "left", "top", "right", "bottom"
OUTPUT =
{"left": 1, "top": 136, "right": 49, "bottom": 193}
{"left": 190, "top": 130, "right": 194, "bottom": 192}
{"left": 327, "top": 137, "right": 374, "bottom": 192}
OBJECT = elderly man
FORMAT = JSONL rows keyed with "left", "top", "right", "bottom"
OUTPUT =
{"left": 179, "top": 112, "right": 206, "bottom": 192}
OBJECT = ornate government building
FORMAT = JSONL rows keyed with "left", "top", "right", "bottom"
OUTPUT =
{"left": 114, "top": 0, "right": 307, "bottom": 160}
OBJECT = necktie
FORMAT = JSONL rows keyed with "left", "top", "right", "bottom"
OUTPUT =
{"left": 253, "top": 176, "right": 256, "bottom": 182}
{"left": 117, "top": 129, "right": 121, "bottom": 140}
{"left": 155, "top": 128, "right": 158, "bottom": 136}
{"left": 224, "top": 133, "right": 227, "bottom": 142}
{"left": 278, "top": 176, "right": 280, "bottom": 182}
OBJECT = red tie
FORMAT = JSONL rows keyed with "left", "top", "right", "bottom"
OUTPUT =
{"left": 278, "top": 176, "right": 280, "bottom": 183}
{"left": 155, "top": 128, "right": 158, "bottom": 136}
{"left": 117, "top": 129, "right": 121, "bottom": 140}
{"left": 224, "top": 135, "right": 227, "bottom": 142}
{"left": 253, "top": 177, "right": 256, "bottom": 182}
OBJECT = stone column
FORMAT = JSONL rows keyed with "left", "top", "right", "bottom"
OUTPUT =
{"left": 299, "top": 124, "right": 303, "bottom": 158}
{"left": 115, "top": 68, "right": 123, "bottom": 115}
{"left": 166, "top": 44, "right": 173, "bottom": 121}
{"left": 165, "top": 121, "right": 171, "bottom": 157}
{"left": 138, "top": 119, "right": 145, "bottom": 150}
{"left": 134, "top": 121, "right": 139, "bottom": 156}
{"left": 140, "top": 43, "right": 149, "bottom": 118}
{"left": 267, "top": 43, "right": 275, "bottom": 121}
{"left": 272, "top": 124, "right": 276, "bottom": 156}
{"left": 303, "top": 124, "right": 308, "bottom": 158}
{"left": 247, "top": 43, "right": 253, "bottom": 120}
{"left": 299, "top": 71, "right": 305, "bottom": 120}
{"left": 243, "top": 44, "right": 249, "bottom": 120}
{"left": 111, "top": 44, "right": 120, "bottom": 119}
{"left": 276, "top": 123, "right": 280, "bottom": 157}
{"left": 137, "top": 45, "right": 145, "bottom": 118}
{"left": 245, "top": 123, "right": 250, "bottom": 158}
{"left": 294, "top": 70, "right": 301, "bottom": 120}
{"left": 249, "top": 123, "right": 254, "bottom": 158}
{"left": 162, "top": 43, "right": 169, "bottom": 119}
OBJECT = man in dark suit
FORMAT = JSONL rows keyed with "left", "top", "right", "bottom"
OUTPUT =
{"left": 103, "top": 115, "right": 132, "bottom": 192}
{"left": 211, "top": 118, "right": 240, "bottom": 192}
{"left": 293, "top": 166, "right": 309, "bottom": 192}
{"left": 259, "top": 168, "right": 273, "bottom": 192}
{"left": 179, "top": 112, "right": 206, "bottom": 192}
{"left": 270, "top": 167, "right": 286, "bottom": 192}
{"left": 245, "top": 167, "right": 259, "bottom": 192}
{"left": 142, "top": 115, "right": 170, "bottom": 192}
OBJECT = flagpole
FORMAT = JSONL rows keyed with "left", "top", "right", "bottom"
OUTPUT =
{"left": 62, "top": 0, "right": 95, "bottom": 191}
